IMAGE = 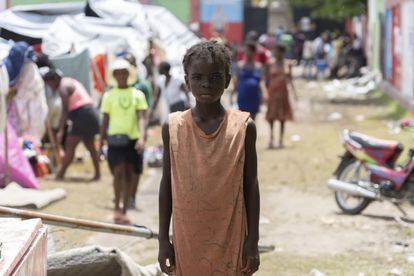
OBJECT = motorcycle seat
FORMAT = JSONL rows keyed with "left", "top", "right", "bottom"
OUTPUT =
{"left": 349, "top": 131, "right": 402, "bottom": 150}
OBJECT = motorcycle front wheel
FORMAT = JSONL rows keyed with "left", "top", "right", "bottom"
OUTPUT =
{"left": 334, "top": 158, "right": 371, "bottom": 215}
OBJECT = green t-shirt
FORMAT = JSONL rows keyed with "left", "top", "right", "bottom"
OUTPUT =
{"left": 133, "top": 78, "right": 153, "bottom": 106}
{"left": 101, "top": 87, "right": 148, "bottom": 140}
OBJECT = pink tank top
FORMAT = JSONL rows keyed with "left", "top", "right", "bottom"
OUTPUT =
{"left": 62, "top": 78, "right": 93, "bottom": 112}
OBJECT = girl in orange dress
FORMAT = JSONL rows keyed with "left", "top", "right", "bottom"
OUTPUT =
{"left": 158, "top": 41, "right": 260, "bottom": 276}
{"left": 265, "top": 45, "right": 298, "bottom": 149}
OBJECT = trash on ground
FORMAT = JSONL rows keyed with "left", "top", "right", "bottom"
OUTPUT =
{"left": 327, "top": 112, "right": 343, "bottom": 121}
{"left": 291, "top": 134, "right": 301, "bottom": 142}
{"left": 406, "top": 255, "right": 414, "bottom": 264}
{"left": 259, "top": 216, "right": 270, "bottom": 224}
{"left": 310, "top": 269, "right": 326, "bottom": 276}
{"left": 355, "top": 115, "right": 365, "bottom": 122}
{"left": 144, "top": 146, "right": 163, "bottom": 168}
{"left": 388, "top": 268, "right": 403, "bottom": 276}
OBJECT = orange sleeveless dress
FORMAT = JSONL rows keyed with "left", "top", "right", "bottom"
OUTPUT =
{"left": 169, "top": 109, "right": 250, "bottom": 276}
{"left": 266, "top": 60, "right": 294, "bottom": 122}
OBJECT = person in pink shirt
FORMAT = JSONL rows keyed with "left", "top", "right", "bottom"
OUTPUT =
{"left": 43, "top": 69, "right": 100, "bottom": 181}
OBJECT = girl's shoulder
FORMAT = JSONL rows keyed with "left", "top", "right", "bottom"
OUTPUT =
{"left": 227, "top": 109, "right": 251, "bottom": 125}
{"left": 168, "top": 109, "right": 191, "bottom": 126}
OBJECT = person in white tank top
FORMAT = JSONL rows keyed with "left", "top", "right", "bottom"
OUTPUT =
{"left": 154, "top": 62, "right": 190, "bottom": 115}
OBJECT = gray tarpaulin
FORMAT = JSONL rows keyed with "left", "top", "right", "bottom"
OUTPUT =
{"left": 47, "top": 246, "right": 163, "bottom": 276}
{"left": 51, "top": 49, "right": 91, "bottom": 92}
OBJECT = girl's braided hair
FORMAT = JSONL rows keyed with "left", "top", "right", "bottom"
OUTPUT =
{"left": 183, "top": 41, "right": 232, "bottom": 75}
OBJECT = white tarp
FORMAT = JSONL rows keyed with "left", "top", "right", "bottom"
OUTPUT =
{"left": 0, "top": 0, "right": 199, "bottom": 64}
{"left": 143, "top": 5, "right": 199, "bottom": 67}
{"left": 0, "top": 63, "right": 8, "bottom": 134}
{"left": 86, "top": 0, "right": 200, "bottom": 65}
{"left": 42, "top": 15, "right": 144, "bottom": 57}
{"left": 87, "top": 0, "right": 150, "bottom": 36}
{"left": 0, "top": 10, "right": 57, "bottom": 39}
{"left": 0, "top": 0, "right": 8, "bottom": 12}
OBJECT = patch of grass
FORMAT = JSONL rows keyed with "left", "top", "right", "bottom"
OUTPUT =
{"left": 370, "top": 90, "right": 411, "bottom": 120}
{"left": 259, "top": 252, "right": 413, "bottom": 275}
{"left": 10, "top": 0, "right": 83, "bottom": 6}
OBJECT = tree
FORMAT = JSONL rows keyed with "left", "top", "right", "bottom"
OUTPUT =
{"left": 290, "top": 0, "right": 367, "bottom": 20}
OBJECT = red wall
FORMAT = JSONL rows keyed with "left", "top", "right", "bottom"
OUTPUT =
{"left": 190, "top": 0, "right": 199, "bottom": 24}
{"left": 391, "top": 5, "right": 401, "bottom": 90}
{"left": 199, "top": 22, "right": 243, "bottom": 44}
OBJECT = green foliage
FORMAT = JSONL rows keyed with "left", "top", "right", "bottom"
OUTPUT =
{"left": 11, "top": 0, "right": 82, "bottom": 6}
{"left": 290, "top": 0, "right": 367, "bottom": 20}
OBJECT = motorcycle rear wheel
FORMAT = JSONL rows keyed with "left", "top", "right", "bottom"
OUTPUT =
{"left": 334, "top": 158, "right": 371, "bottom": 215}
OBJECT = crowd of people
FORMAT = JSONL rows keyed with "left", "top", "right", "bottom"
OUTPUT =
{"left": 241, "top": 27, "right": 367, "bottom": 81}
{"left": 228, "top": 30, "right": 297, "bottom": 149}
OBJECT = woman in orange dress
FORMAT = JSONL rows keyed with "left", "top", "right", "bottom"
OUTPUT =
{"left": 265, "top": 45, "right": 298, "bottom": 149}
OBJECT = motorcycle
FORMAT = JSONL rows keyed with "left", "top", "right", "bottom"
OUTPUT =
{"left": 327, "top": 126, "right": 414, "bottom": 215}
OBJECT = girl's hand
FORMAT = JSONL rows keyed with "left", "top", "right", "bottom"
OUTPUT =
{"left": 158, "top": 240, "right": 175, "bottom": 275}
{"left": 241, "top": 239, "right": 260, "bottom": 275}
{"left": 135, "top": 139, "right": 145, "bottom": 154}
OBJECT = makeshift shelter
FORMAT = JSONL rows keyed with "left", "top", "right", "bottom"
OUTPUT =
{"left": 0, "top": 0, "right": 199, "bottom": 65}
{"left": 0, "top": 0, "right": 199, "bottom": 187}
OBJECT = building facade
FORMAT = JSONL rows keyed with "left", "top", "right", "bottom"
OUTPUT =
{"left": 368, "top": 0, "right": 414, "bottom": 109}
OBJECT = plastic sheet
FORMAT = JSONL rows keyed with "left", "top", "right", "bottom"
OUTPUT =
{"left": 0, "top": 122, "right": 39, "bottom": 189}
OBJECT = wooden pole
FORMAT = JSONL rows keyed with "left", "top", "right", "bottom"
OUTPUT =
{"left": 4, "top": 124, "right": 10, "bottom": 185}
{"left": 0, "top": 206, "right": 275, "bottom": 254}
{"left": 3, "top": 96, "right": 10, "bottom": 186}
{"left": 0, "top": 206, "right": 157, "bottom": 239}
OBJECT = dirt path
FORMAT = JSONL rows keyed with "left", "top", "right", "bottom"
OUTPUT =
{"left": 41, "top": 78, "right": 414, "bottom": 275}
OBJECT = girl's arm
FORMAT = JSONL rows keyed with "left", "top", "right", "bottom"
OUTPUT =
{"left": 241, "top": 119, "right": 260, "bottom": 275}
{"left": 158, "top": 123, "right": 175, "bottom": 274}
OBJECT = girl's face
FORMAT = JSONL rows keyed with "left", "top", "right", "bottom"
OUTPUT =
{"left": 185, "top": 57, "right": 230, "bottom": 104}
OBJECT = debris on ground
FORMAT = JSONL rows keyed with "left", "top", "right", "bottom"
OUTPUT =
{"left": 327, "top": 112, "right": 343, "bottom": 121}
{"left": 310, "top": 268, "right": 326, "bottom": 276}
{"left": 355, "top": 115, "right": 365, "bottom": 122}
{"left": 388, "top": 268, "right": 403, "bottom": 276}
{"left": 406, "top": 255, "right": 414, "bottom": 264}
{"left": 291, "top": 134, "right": 301, "bottom": 142}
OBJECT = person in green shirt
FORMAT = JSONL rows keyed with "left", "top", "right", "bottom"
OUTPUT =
{"left": 124, "top": 52, "right": 153, "bottom": 106}
{"left": 100, "top": 59, "right": 148, "bottom": 225}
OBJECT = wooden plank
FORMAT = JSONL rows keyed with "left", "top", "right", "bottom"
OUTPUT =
{"left": 0, "top": 219, "right": 42, "bottom": 275}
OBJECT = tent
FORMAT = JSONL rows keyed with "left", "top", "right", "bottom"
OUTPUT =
{"left": 0, "top": 0, "right": 199, "bottom": 65}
